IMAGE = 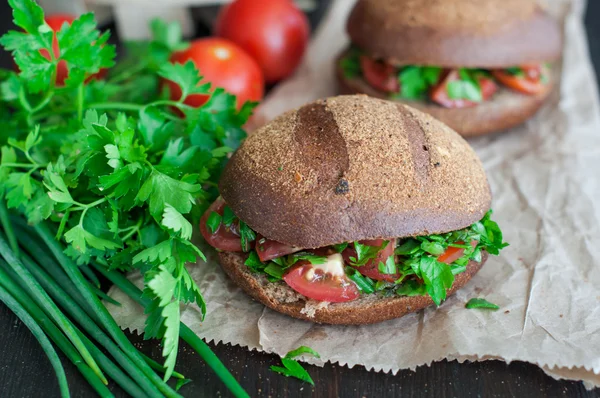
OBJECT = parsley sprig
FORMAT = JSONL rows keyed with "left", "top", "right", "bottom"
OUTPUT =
{"left": 270, "top": 346, "right": 320, "bottom": 385}
{"left": 0, "top": 0, "right": 255, "bottom": 383}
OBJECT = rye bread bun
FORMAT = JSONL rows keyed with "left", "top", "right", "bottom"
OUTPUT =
{"left": 219, "top": 251, "right": 488, "bottom": 324}
{"left": 219, "top": 95, "right": 491, "bottom": 248}
{"left": 335, "top": 52, "right": 554, "bottom": 137}
{"left": 347, "top": 0, "right": 562, "bottom": 68}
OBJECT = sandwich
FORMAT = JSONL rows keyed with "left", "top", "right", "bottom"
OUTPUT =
{"left": 336, "top": 0, "right": 562, "bottom": 137}
{"left": 200, "top": 95, "right": 507, "bottom": 324}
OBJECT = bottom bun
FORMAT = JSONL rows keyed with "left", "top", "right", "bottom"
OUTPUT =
{"left": 218, "top": 251, "right": 487, "bottom": 325}
{"left": 335, "top": 54, "right": 553, "bottom": 137}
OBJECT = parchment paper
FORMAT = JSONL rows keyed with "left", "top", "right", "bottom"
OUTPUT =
{"left": 107, "top": 0, "right": 600, "bottom": 388}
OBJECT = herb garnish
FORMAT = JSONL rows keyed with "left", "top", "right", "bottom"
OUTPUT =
{"left": 397, "top": 66, "right": 442, "bottom": 99}
{"left": 270, "top": 346, "right": 320, "bottom": 385}
{"left": 465, "top": 298, "right": 500, "bottom": 310}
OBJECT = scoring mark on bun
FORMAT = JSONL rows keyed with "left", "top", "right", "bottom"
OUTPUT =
{"left": 292, "top": 102, "right": 350, "bottom": 190}
{"left": 396, "top": 105, "right": 431, "bottom": 187}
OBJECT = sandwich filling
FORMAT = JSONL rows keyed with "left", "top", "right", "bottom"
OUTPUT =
{"left": 340, "top": 47, "right": 551, "bottom": 108}
{"left": 201, "top": 197, "right": 508, "bottom": 306}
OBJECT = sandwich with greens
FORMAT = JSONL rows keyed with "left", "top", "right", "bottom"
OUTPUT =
{"left": 337, "top": 0, "right": 562, "bottom": 136}
{"left": 200, "top": 95, "right": 507, "bottom": 324}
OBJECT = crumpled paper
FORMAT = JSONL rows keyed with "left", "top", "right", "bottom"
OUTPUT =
{"left": 107, "top": 0, "right": 600, "bottom": 388}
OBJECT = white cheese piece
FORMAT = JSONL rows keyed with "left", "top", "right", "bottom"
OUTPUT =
{"left": 304, "top": 253, "right": 345, "bottom": 280}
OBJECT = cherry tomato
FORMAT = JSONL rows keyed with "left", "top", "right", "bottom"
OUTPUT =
{"left": 492, "top": 65, "right": 547, "bottom": 95}
{"left": 214, "top": 0, "right": 309, "bottom": 83}
{"left": 167, "top": 38, "right": 264, "bottom": 109}
{"left": 360, "top": 56, "right": 400, "bottom": 93}
{"left": 430, "top": 70, "right": 497, "bottom": 108}
{"left": 342, "top": 239, "right": 399, "bottom": 282}
{"left": 255, "top": 236, "right": 301, "bottom": 262}
{"left": 283, "top": 260, "right": 360, "bottom": 302}
{"left": 437, "top": 241, "right": 478, "bottom": 264}
{"left": 200, "top": 198, "right": 244, "bottom": 252}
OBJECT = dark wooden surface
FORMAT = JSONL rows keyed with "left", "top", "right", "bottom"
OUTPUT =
{"left": 2, "top": 1, "right": 600, "bottom": 397}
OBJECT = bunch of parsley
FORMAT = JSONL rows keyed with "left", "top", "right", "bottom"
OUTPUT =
{"left": 0, "top": 0, "right": 254, "bottom": 382}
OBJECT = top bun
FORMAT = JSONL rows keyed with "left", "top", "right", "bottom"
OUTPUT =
{"left": 219, "top": 95, "right": 491, "bottom": 248}
{"left": 347, "top": 0, "right": 562, "bottom": 68}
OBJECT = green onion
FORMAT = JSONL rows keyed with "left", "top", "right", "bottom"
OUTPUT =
{"left": 0, "top": 265, "right": 112, "bottom": 398}
{"left": 92, "top": 262, "right": 250, "bottom": 398}
{"left": 17, "top": 249, "right": 164, "bottom": 398}
{"left": 0, "top": 282, "right": 69, "bottom": 398}
{"left": 0, "top": 203, "right": 18, "bottom": 256}
{"left": 0, "top": 234, "right": 106, "bottom": 384}
{"left": 33, "top": 222, "right": 182, "bottom": 398}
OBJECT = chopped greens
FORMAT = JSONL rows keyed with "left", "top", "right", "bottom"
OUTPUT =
{"left": 240, "top": 209, "right": 507, "bottom": 306}
{"left": 397, "top": 66, "right": 442, "bottom": 99}
{"left": 349, "top": 241, "right": 388, "bottom": 267}
{"left": 270, "top": 346, "right": 320, "bottom": 385}
{"left": 339, "top": 47, "right": 361, "bottom": 78}
{"left": 206, "top": 212, "right": 222, "bottom": 234}
{"left": 465, "top": 298, "right": 500, "bottom": 310}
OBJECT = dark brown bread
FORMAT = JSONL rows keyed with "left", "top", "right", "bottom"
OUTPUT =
{"left": 218, "top": 251, "right": 487, "bottom": 324}
{"left": 335, "top": 55, "right": 554, "bottom": 137}
{"left": 347, "top": 0, "right": 562, "bottom": 67}
{"left": 219, "top": 95, "right": 491, "bottom": 248}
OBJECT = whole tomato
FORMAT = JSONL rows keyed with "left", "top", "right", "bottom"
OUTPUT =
{"left": 42, "top": 14, "right": 107, "bottom": 86}
{"left": 214, "top": 0, "right": 310, "bottom": 83}
{"left": 167, "top": 38, "right": 264, "bottom": 109}
{"left": 43, "top": 15, "right": 75, "bottom": 86}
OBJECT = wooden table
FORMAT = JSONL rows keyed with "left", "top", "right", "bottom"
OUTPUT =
{"left": 1, "top": 1, "right": 600, "bottom": 397}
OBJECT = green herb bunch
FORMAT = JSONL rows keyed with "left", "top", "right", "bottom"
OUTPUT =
{"left": 0, "top": 0, "right": 255, "bottom": 380}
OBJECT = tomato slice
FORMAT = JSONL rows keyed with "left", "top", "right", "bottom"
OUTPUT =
{"left": 360, "top": 56, "right": 400, "bottom": 93}
{"left": 491, "top": 65, "right": 547, "bottom": 95}
{"left": 199, "top": 198, "right": 244, "bottom": 252}
{"left": 342, "top": 239, "right": 399, "bottom": 282}
{"left": 430, "top": 70, "right": 497, "bottom": 108}
{"left": 256, "top": 237, "right": 301, "bottom": 262}
{"left": 437, "top": 240, "right": 477, "bottom": 264}
{"left": 283, "top": 260, "right": 360, "bottom": 302}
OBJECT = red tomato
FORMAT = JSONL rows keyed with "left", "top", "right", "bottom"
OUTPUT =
{"left": 199, "top": 198, "right": 244, "bottom": 252}
{"left": 167, "top": 38, "right": 264, "bottom": 109}
{"left": 283, "top": 261, "right": 360, "bottom": 302}
{"left": 342, "top": 239, "right": 399, "bottom": 282}
{"left": 491, "top": 66, "right": 547, "bottom": 95}
{"left": 430, "top": 70, "right": 497, "bottom": 108}
{"left": 437, "top": 241, "right": 478, "bottom": 264}
{"left": 41, "top": 15, "right": 107, "bottom": 86}
{"left": 360, "top": 56, "right": 400, "bottom": 93}
{"left": 214, "top": 0, "right": 309, "bottom": 83}
{"left": 255, "top": 237, "right": 301, "bottom": 262}
{"left": 42, "top": 15, "right": 74, "bottom": 86}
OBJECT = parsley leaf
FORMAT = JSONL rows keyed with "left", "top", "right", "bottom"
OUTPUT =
{"left": 417, "top": 256, "right": 454, "bottom": 306}
{"left": 397, "top": 66, "right": 441, "bottom": 99}
{"left": 270, "top": 346, "right": 320, "bottom": 385}
{"left": 340, "top": 47, "right": 362, "bottom": 78}
{"left": 206, "top": 211, "right": 222, "bottom": 235}
{"left": 465, "top": 298, "right": 500, "bottom": 310}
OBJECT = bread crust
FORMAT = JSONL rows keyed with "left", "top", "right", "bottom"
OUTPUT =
{"left": 219, "top": 95, "right": 491, "bottom": 248}
{"left": 218, "top": 251, "right": 487, "bottom": 324}
{"left": 335, "top": 55, "right": 553, "bottom": 137}
{"left": 347, "top": 0, "right": 562, "bottom": 68}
